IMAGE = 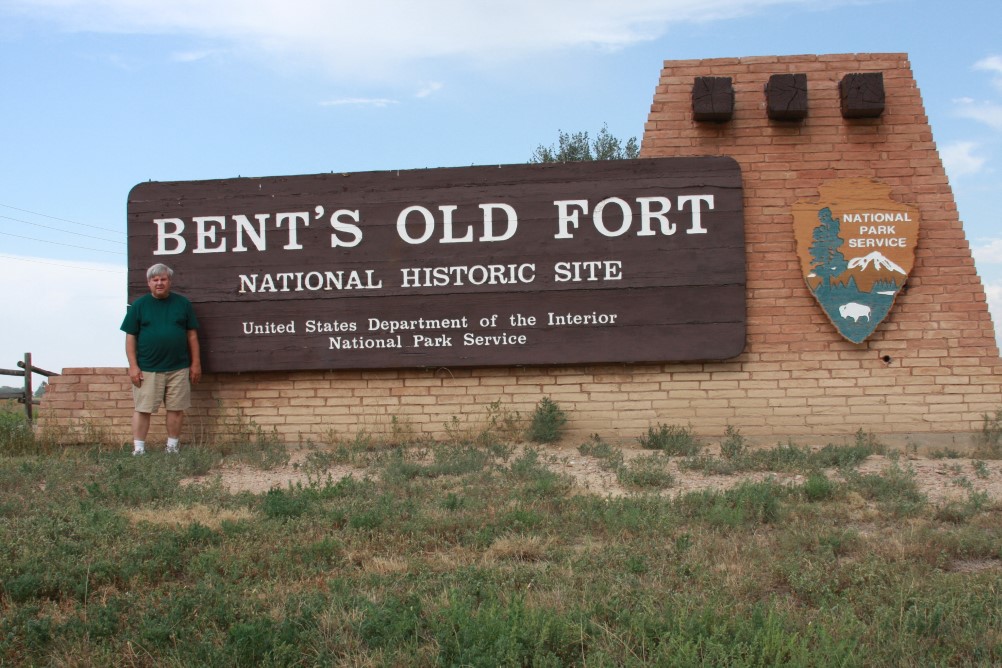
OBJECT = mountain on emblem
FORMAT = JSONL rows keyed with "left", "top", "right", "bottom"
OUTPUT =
{"left": 847, "top": 251, "right": 905, "bottom": 275}
{"left": 792, "top": 179, "right": 920, "bottom": 343}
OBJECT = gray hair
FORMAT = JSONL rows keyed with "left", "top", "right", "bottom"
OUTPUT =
{"left": 146, "top": 263, "right": 174, "bottom": 280}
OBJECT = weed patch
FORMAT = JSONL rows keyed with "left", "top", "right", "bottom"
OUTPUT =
{"left": 0, "top": 403, "right": 34, "bottom": 455}
{"left": 846, "top": 461, "right": 926, "bottom": 516}
{"left": 720, "top": 425, "right": 747, "bottom": 459}
{"left": 676, "top": 480, "right": 785, "bottom": 527}
{"left": 802, "top": 472, "right": 838, "bottom": 502}
{"left": 526, "top": 397, "right": 567, "bottom": 444}
{"left": 616, "top": 452, "right": 675, "bottom": 490}
{"left": 433, "top": 594, "right": 582, "bottom": 667}
{"left": 445, "top": 399, "right": 524, "bottom": 450}
{"left": 638, "top": 422, "right": 702, "bottom": 455}
{"left": 973, "top": 409, "right": 1002, "bottom": 458}
{"left": 682, "top": 439, "right": 880, "bottom": 476}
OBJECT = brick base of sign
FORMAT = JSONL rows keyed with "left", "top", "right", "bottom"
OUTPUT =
{"left": 38, "top": 52, "right": 1002, "bottom": 450}
{"left": 38, "top": 354, "right": 1000, "bottom": 451}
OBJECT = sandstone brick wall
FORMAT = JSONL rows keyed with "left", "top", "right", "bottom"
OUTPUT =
{"left": 40, "top": 53, "right": 1002, "bottom": 449}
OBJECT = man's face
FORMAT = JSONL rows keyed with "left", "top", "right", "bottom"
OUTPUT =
{"left": 148, "top": 272, "right": 172, "bottom": 299}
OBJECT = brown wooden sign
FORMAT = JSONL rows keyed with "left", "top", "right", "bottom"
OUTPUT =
{"left": 127, "top": 158, "right": 746, "bottom": 372}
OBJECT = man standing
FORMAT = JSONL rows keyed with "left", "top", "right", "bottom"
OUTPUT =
{"left": 121, "top": 263, "right": 201, "bottom": 455}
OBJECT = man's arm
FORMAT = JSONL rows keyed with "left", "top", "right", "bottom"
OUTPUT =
{"left": 125, "top": 333, "right": 143, "bottom": 387}
{"left": 187, "top": 329, "right": 202, "bottom": 384}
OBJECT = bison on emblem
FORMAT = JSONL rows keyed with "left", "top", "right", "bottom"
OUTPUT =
{"left": 839, "top": 302, "right": 872, "bottom": 322}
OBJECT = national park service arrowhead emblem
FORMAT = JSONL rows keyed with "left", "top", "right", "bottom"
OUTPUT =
{"left": 792, "top": 179, "right": 919, "bottom": 343}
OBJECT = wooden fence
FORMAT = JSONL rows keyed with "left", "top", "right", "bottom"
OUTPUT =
{"left": 0, "top": 353, "right": 58, "bottom": 422}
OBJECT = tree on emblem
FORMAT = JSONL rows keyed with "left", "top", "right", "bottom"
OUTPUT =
{"left": 809, "top": 207, "right": 848, "bottom": 292}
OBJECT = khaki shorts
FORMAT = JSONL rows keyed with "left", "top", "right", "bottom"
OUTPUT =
{"left": 133, "top": 368, "right": 191, "bottom": 413}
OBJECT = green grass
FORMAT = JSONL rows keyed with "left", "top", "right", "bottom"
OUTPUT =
{"left": 1, "top": 417, "right": 1001, "bottom": 665}
{"left": 0, "top": 401, "right": 35, "bottom": 456}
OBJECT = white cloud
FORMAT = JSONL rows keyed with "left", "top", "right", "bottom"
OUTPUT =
{"left": 972, "top": 239, "right": 1002, "bottom": 265}
{"left": 415, "top": 82, "right": 444, "bottom": 99}
{"left": 0, "top": 255, "right": 126, "bottom": 373}
{"left": 982, "top": 281, "right": 1002, "bottom": 348}
{"left": 976, "top": 55, "right": 1002, "bottom": 73}
{"left": 965, "top": 245, "right": 1002, "bottom": 350}
{"left": 956, "top": 57, "right": 1002, "bottom": 130}
{"left": 975, "top": 55, "right": 1002, "bottom": 92}
{"left": 171, "top": 49, "right": 221, "bottom": 63}
{"left": 318, "top": 81, "right": 447, "bottom": 106}
{"left": 2, "top": 0, "right": 840, "bottom": 80}
{"left": 940, "top": 141, "right": 987, "bottom": 178}
{"left": 956, "top": 100, "right": 1002, "bottom": 132}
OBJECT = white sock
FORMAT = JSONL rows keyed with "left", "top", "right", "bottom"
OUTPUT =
{"left": 167, "top": 437, "right": 180, "bottom": 449}
{"left": 134, "top": 440, "right": 145, "bottom": 452}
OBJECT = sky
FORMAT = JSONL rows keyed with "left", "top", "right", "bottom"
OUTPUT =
{"left": 1, "top": 0, "right": 1001, "bottom": 376}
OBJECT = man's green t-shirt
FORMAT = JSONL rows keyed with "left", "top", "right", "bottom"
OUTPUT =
{"left": 120, "top": 293, "right": 199, "bottom": 372}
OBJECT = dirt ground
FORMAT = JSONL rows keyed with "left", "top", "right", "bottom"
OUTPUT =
{"left": 182, "top": 441, "right": 1002, "bottom": 504}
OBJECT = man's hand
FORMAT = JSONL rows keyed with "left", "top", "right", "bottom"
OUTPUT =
{"left": 128, "top": 366, "right": 143, "bottom": 387}
{"left": 190, "top": 362, "right": 202, "bottom": 384}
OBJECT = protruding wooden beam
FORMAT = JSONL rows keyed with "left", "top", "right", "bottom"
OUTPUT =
{"left": 840, "top": 72, "right": 885, "bottom": 118}
{"left": 692, "top": 76, "right": 734, "bottom": 122}
{"left": 765, "top": 73, "right": 808, "bottom": 121}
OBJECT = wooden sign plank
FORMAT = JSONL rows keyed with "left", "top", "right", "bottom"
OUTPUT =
{"left": 127, "top": 158, "right": 746, "bottom": 372}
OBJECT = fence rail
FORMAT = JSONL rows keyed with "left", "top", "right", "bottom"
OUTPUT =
{"left": 1, "top": 353, "right": 58, "bottom": 422}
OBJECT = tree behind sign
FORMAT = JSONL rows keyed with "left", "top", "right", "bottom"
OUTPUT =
{"left": 531, "top": 124, "right": 639, "bottom": 163}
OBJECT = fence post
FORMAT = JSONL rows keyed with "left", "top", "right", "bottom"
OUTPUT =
{"left": 24, "top": 352, "right": 34, "bottom": 423}
{"left": 2, "top": 354, "right": 56, "bottom": 423}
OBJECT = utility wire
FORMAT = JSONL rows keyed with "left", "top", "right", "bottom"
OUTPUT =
{"left": 0, "top": 230, "right": 121, "bottom": 255}
{"left": 0, "top": 253, "right": 123, "bottom": 274}
{"left": 0, "top": 202, "right": 120, "bottom": 234}
{"left": 0, "top": 214, "right": 124, "bottom": 245}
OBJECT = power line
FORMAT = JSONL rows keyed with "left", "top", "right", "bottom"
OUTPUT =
{"left": 0, "top": 254, "right": 124, "bottom": 274}
{"left": 0, "top": 202, "right": 120, "bottom": 234}
{"left": 0, "top": 214, "right": 124, "bottom": 245}
{"left": 0, "top": 231, "right": 122, "bottom": 255}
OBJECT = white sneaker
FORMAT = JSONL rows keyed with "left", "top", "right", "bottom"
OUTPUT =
{"left": 132, "top": 447, "right": 145, "bottom": 456}
{"left": 166, "top": 444, "right": 179, "bottom": 454}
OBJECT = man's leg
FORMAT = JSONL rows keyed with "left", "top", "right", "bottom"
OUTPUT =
{"left": 132, "top": 411, "right": 151, "bottom": 455}
{"left": 132, "top": 370, "right": 164, "bottom": 455}
{"left": 166, "top": 410, "right": 184, "bottom": 439}
{"left": 164, "top": 368, "right": 191, "bottom": 453}
{"left": 165, "top": 411, "right": 184, "bottom": 453}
